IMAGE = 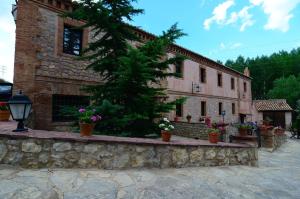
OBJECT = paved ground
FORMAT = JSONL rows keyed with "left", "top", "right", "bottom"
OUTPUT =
{"left": 0, "top": 139, "right": 299, "bottom": 199}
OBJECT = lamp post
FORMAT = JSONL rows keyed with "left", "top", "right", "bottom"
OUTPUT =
{"left": 8, "top": 90, "right": 32, "bottom": 132}
{"left": 221, "top": 110, "right": 226, "bottom": 123}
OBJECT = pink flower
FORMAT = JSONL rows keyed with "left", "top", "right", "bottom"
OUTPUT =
{"left": 79, "top": 108, "right": 85, "bottom": 113}
{"left": 91, "top": 116, "right": 97, "bottom": 122}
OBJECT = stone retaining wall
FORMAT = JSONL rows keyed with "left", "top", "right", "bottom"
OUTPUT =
{"left": 261, "top": 130, "right": 287, "bottom": 152}
{"left": 0, "top": 123, "right": 258, "bottom": 169}
{"left": 171, "top": 122, "right": 210, "bottom": 140}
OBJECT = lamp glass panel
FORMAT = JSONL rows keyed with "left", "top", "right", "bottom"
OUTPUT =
{"left": 24, "top": 104, "right": 31, "bottom": 119}
{"left": 9, "top": 104, "right": 25, "bottom": 120}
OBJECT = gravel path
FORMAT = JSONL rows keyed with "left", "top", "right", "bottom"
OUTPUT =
{"left": 0, "top": 139, "right": 299, "bottom": 199}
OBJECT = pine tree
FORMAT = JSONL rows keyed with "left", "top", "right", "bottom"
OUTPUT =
{"left": 67, "top": 0, "right": 186, "bottom": 137}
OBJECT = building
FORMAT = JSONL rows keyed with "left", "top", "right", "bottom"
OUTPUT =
{"left": 12, "top": 0, "right": 252, "bottom": 131}
{"left": 252, "top": 99, "right": 293, "bottom": 128}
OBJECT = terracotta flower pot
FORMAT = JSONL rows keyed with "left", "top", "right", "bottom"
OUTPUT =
{"left": 79, "top": 122, "right": 95, "bottom": 137}
{"left": 174, "top": 117, "right": 179, "bottom": 122}
{"left": 0, "top": 110, "right": 10, "bottom": 121}
{"left": 238, "top": 128, "right": 248, "bottom": 136}
{"left": 208, "top": 132, "right": 219, "bottom": 143}
{"left": 161, "top": 130, "right": 171, "bottom": 142}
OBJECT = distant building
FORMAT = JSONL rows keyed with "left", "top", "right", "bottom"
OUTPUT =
{"left": 12, "top": 0, "right": 252, "bottom": 130}
{"left": 252, "top": 99, "right": 293, "bottom": 128}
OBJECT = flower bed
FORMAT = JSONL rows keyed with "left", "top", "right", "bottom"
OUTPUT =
{"left": 0, "top": 121, "right": 258, "bottom": 169}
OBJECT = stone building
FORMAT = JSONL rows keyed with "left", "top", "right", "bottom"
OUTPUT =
{"left": 252, "top": 99, "right": 293, "bottom": 128}
{"left": 12, "top": 0, "right": 252, "bottom": 131}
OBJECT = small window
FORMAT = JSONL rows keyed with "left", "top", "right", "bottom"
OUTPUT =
{"left": 244, "top": 82, "right": 247, "bottom": 92}
{"left": 217, "top": 73, "right": 222, "bottom": 87}
{"left": 63, "top": 25, "right": 83, "bottom": 56}
{"left": 175, "top": 61, "right": 184, "bottom": 78}
{"left": 232, "top": 103, "right": 236, "bottom": 115}
{"left": 200, "top": 67, "right": 206, "bottom": 83}
{"left": 231, "top": 77, "right": 235, "bottom": 90}
{"left": 176, "top": 103, "right": 183, "bottom": 117}
{"left": 56, "top": 1, "right": 61, "bottom": 8}
{"left": 218, "top": 102, "right": 223, "bottom": 115}
{"left": 201, "top": 101, "right": 206, "bottom": 116}
{"left": 52, "top": 94, "right": 90, "bottom": 122}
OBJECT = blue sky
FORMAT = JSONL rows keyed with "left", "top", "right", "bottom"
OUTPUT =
{"left": 1, "top": 0, "right": 300, "bottom": 82}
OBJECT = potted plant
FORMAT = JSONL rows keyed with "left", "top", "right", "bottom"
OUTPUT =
{"left": 186, "top": 114, "right": 192, "bottom": 123}
{"left": 174, "top": 116, "right": 179, "bottom": 122}
{"left": 236, "top": 124, "right": 252, "bottom": 136}
{"left": 0, "top": 102, "right": 10, "bottom": 121}
{"left": 78, "top": 107, "right": 101, "bottom": 137}
{"left": 208, "top": 128, "right": 220, "bottom": 144}
{"left": 263, "top": 116, "right": 272, "bottom": 126}
{"left": 159, "top": 118, "right": 174, "bottom": 142}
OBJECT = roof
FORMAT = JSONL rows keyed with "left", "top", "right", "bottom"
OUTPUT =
{"left": 28, "top": 0, "right": 251, "bottom": 80}
{"left": 132, "top": 26, "right": 252, "bottom": 80}
{"left": 254, "top": 100, "right": 293, "bottom": 112}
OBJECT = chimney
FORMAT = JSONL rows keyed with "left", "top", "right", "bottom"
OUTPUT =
{"left": 243, "top": 67, "right": 250, "bottom": 77}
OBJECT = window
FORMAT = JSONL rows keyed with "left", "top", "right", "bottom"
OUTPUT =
{"left": 199, "top": 67, "right": 206, "bottom": 83}
{"left": 217, "top": 73, "right": 222, "bottom": 87}
{"left": 52, "top": 94, "right": 90, "bottom": 122}
{"left": 201, "top": 101, "right": 206, "bottom": 116}
{"left": 218, "top": 102, "right": 223, "bottom": 115}
{"left": 231, "top": 77, "right": 235, "bottom": 90}
{"left": 63, "top": 25, "right": 83, "bottom": 56}
{"left": 244, "top": 82, "right": 247, "bottom": 92}
{"left": 175, "top": 61, "right": 184, "bottom": 78}
{"left": 232, "top": 103, "right": 236, "bottom": 115}
{"left": 176, "top": 103, "right": 183, "bottom": 117}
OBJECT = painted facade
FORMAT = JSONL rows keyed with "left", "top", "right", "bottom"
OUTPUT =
{"left": 12, "top": 0, "right": 252, "bottom": 130}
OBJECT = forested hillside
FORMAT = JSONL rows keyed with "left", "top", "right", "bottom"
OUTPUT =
{"left": 224, "top": 47, "right": 300, "bottom": 108}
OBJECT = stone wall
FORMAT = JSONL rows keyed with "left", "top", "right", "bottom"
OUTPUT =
{"left": 0, "top": 124, "right": 258, "bottom": 169}
{"left": 260, "top": 128, "right": 287, "bottom": 152}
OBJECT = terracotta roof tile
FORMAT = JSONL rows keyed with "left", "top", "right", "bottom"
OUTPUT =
{"left": 254, "top": 100, "right": 293, "bottom": 111}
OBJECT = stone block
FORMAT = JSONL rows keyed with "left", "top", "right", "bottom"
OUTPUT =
{"left": 205, "top": 149, "right": 217, "bottom": 160}
{"left": 189, "top": 148, "right": 204, "bottom": 163}
{"left": 22, "top": 141, "right": 42, "bottom": 153}
{"left": 53, "top": 142, "right": 72, "bottom": 152}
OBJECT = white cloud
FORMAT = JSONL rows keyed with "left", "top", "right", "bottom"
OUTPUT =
{"left": 203, "top": 0, "right": 235, "bottom": 30}
{"left": 226, "top": 6, "right": 254, "bottom": 31}
{"left": 230, "top": 42, "right": 242, "bottom": 49}
{"left": 0, "top": 16, "right": 15, "bottom": 82}
{"left": 204, "top": 1, "right": 255, "bottom": 31}
{"left": 0, "top": 17, "right": 15, "bottom": 33}
{"left": 250, "top": 0, "right": 300, "bottom": 32}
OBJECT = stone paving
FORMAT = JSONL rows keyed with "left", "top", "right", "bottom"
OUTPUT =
{"left": 0, "top": 139, "right": 299, "bottom": 199}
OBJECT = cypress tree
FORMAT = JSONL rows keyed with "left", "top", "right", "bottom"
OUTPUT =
{"left": 67, "top": 0, "right": 186, "bottom": 136}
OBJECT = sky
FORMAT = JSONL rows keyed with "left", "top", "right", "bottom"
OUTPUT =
{"left": 1, "top": 0, "right": 300, "bottom": 83}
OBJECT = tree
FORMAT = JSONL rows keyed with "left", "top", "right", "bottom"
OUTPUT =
{"left": 267, "top": 75, "right": 300, "bottom": 108}
{"left": 67, "top": 0, "right": 186, "bottom": 137}
{"left": 225, "top": 47, "right": 300, "bottom": 100}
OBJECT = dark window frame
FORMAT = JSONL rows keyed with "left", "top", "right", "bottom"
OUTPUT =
{"left": 231, "top": 77, "right": 235, "bottom": 90}
{"left": 244, "top": 82, "right": 247, "bottom": 92}
{"left": 201, "top": 101, "right": 206, "bottom": 116}
{"left": 218, "top": 102, "right": 223, "bottom": 115}
{"left": 217, "top": 72, "right": 223, "bottom": 87}
{"left": 63, "top": 25, "right": 83, "bottom": 56}
{"left": 199, "top": 67, "right": 206, "bottom": 83}
{"left": 175, "top": 61, "right": 184, "bottom": 78}
{"left": 176, "top": 103, "right": 183, "bottom": 117}
{"left": 52, "top": 94, "right": 90, "bottom": 122}
{"left": 232, "top": 103, "right": 236, "bottom": 115}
